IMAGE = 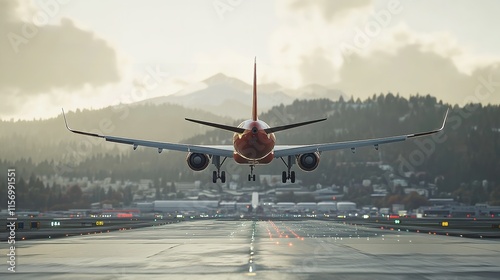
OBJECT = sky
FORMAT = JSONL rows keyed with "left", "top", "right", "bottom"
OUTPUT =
{"left": 1, "top": 0, "right": 500, "bottom": 120}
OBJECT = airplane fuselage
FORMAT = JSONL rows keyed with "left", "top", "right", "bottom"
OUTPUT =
{"left": 233, "top": 119, "right": 276, "bottom": 163}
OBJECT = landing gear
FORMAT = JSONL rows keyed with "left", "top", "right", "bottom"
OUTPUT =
{"left": 213, "top": 171, "right": 226, "bottom": 183}
{"left": 212, "top": 156, "right": 227, "bottom": 183}
{"left": 281, "top": 170, "right": 295, "bottom": 183}
{"left": 248, "top": 165, "right": 256, "bottom": 181}
{"left": 280, "top": 156, "right": 296, "bottom": 183}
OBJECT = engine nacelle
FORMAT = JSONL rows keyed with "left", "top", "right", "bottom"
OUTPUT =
{"left": 186, "top": 153, "right": 210, "bottom": 171}
{"left": 296, "top": 152, "right": 320, "bottom": 171}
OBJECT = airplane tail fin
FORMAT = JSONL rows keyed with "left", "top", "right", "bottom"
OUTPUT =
{"left": 185, "top": 58, "right": 327, "bottom": 134}
{"left": 252, "top": 57, "right": 257, "bottom": 121}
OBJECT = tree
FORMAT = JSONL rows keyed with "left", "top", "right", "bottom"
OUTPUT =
{"left": 122, "top": 185, "right": 133, "bottom": 206}
{"left": 155, "top": 177, "right": 161, "bottom": 200}
{"left": 403, "top": 191, "right": 429, "bottom": 210}
{"left": 66, "top": 185, "right": 83, "bottom": 204}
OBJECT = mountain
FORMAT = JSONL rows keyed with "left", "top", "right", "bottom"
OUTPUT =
{"left": 0, "top": 73, "right": 346, "bottom": 163}
{"left": 295, "top": 84, "right": 345, "bottom": 100}
{"left": 137, "top": 73, "right": 345, "bottom": 119}
{"left": 5, "top": 95, "right": 499, "bottom": 201}
{"left": 0, "top": 103, "right": 233, "bottom": 163}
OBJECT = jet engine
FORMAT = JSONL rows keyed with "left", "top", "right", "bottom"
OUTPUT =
{"left": 296, "top": 152, "right": 320, "bottom": 171}
{"left": 186, "top": 153, "right": 210, "bottom": 171}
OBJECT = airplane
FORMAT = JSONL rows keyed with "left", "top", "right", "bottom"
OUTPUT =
{"left": 62, "top": 58, "right": 448, "bottom": 184}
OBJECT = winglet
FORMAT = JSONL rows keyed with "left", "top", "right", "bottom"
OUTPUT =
{"left": 62, "top": 108, "right": 70, "bottom": 131}
{"left": 408, "top": 108, "right": 449, "bottom": 138}
{"left": 61, "top": 108, "right": 102, "bottom": 138}
{"left": 440, "top": 108, "right": 449, "bottom": 130}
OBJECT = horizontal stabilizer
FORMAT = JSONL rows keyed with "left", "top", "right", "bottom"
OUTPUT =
{"left": 264, "top": 118, "right": 327, "bottom": 134}
{"left": 185, "top": 118, "right": 245, "bottom": 134}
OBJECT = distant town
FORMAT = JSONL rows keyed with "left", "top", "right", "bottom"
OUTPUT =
{"left": 3, "top": 161, "right": 500, "bottom": 220}
{"left": 1, "top": 95, "right": 499, "bottom": 219}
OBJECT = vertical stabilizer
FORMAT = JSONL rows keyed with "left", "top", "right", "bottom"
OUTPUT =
{"left": 252, "top": 57, "right": 258, "bottom": 121}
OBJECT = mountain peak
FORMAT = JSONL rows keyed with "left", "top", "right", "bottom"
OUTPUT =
{"left": 202, "top": 73, "right": 250, "bottom": 90}
{"left": 203, "top": 73, "right": 230, "bottom": 83}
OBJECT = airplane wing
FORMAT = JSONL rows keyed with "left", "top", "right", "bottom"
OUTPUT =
{"left": 274, "top": 109, "right": 448, "bottom": 158}
{"left": 62, "top": 110, "right": 234, "bottom": 157}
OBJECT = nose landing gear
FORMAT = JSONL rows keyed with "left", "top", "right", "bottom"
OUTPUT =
{"left": 248, "top": 165, "right": 256, "bottom": 181}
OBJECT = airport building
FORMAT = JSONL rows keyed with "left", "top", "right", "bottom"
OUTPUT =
{"left": 418, "top": 204, "right": 500, "bottom": 218}
{"left": 135, "top": 200, "right": 219, "bottom": 213}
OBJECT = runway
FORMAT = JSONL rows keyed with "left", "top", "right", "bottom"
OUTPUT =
{"left": 2, "top": 219, "right": 500, "bottom": 279}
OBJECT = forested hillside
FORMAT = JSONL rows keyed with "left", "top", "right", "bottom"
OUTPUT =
{"left": 0, "top": 103, "right": 234, "bottom": 163}
{"left": 1, "top": 94, "right": 499, "bottom": 203}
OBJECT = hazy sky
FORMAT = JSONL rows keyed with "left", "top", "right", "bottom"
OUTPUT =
{"left": 1, "top": 0, "right": 500, "bottom": 120}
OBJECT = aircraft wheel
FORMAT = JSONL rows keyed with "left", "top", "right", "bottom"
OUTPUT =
{"left": 248, "top": 174, "right": 251, "bottom": 181}
{"left": 290, "top": 171, "right": 296, "bottom": 183}
{"left": 252, "top": 174, "right": 256, "bottom": 181}
{"left": 221, "top": 171, "right": 226, "bottom": 183}
{"left": 282, "top": 171, "right": 287, "bottom": 183}
{"left": 213, "top": 171, "right": 218, "bottom": 183}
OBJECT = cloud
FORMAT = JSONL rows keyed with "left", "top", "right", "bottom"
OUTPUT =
{"left": 289, "top": 0, "right": 372, "bottom": 21}
{"left": 0, "top": 1, "right": 120, "bottom": 96}
{"left": 270, "top": 0, "right": 500, "bottom": 105}
{"left": 336, "top": 43, "right": 500, "bottom": 105}
{"left": 299, "top": 48, "right": 336, "bottom": 85}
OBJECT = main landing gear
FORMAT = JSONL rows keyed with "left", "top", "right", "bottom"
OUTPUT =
{"left": 280, "top": 155, "right": 296, "bottom": 183}
{"left": 248, "top": 165, "right": 256, "bottom": 181}
{"left": 213, "top": 171, "right": 226, "bottom": 183}
{"left": 212, "top": 156, "right": 227, "bottom": 183}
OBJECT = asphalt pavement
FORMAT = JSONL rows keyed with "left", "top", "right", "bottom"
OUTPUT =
{"left": 2, "top": 219, "right": 500, "bottom": 279}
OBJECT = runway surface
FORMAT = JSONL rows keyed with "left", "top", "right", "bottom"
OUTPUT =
{"left": 2, "top": 219, "right": 500, "bottom": 279}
